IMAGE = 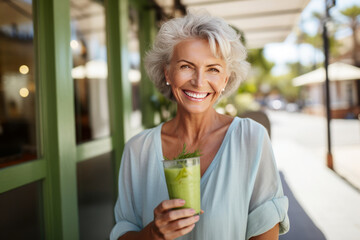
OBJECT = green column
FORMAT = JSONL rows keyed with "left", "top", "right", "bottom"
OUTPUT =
{"left": 35, "top": 0, "right": 79, "bottom": 239}
{"left": 138, "top": 0, "right": 157, "bottom": 128}
{"left": 106, "top": 0, "right": 132, "bottom": 185}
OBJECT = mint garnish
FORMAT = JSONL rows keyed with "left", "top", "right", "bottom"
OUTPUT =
{"left": 164, "top": 143, "right": 202, "bottom": 160}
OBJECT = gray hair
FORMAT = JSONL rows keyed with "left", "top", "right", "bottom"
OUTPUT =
{"left": 144, "top": 11, "right": 250, "bottom": 101}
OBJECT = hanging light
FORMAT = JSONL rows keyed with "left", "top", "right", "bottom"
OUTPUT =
{"left": 70, "top": 39, "right": 80, "bottom": 49}
{"left": 19, "top": 88, "right": 29, "bottom": 98}
{"left": 19, "top": 65, "right": 29, "bottom": 75}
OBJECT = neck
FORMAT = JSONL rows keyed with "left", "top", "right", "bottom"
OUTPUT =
{"left": 172, "top": 107, "right": 220, "bottom": 144}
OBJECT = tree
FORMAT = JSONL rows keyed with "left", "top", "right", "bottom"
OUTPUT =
{"left": 246, "top": 48, "right": 274, "bottom": 87}
{"left": 340, "top": 5, "right": 360, "bottom": 66}
{"left": 297, "top": 11, "right": 341, "bottom": 69}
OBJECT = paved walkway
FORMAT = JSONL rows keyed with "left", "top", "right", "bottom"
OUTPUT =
{"left": 267, "top": 111, "right": 360, "bottom": 240}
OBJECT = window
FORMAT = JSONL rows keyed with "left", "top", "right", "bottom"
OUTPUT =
{"left": 70, "top": 0, "right": 110, "bottom": 144}
{"left": 0, "top": 181, "right": 43, "bottom": 239}
{"left": 77, "top": 152, "right": 115, "bottom": 240}
{"left": 0, "top": 0, "right": 37, "bottom": 168}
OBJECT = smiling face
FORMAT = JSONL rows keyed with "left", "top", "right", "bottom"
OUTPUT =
{"left": 165, "top": 38, "right": 229, "bottom": 115}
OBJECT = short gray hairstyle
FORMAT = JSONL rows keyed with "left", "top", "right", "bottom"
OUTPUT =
{"left": 144, "top": 11, "right": 250, "bottom": 101}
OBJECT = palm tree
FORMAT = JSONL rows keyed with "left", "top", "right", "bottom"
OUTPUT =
{"left": 296, "top": 11, "right": 340, "bottom": 69}
{"left": 340, "top": 5, "right": 360, "bottom": 66}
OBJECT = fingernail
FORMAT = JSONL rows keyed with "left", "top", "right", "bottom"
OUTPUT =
{"left": 194, "top": 215, "right": 200, "bottom": 221}
{"left": 190, "top": 209, "right": 196, "bottom": 214}
{"left": 179, "top": 199, "right": 185, "bottom": 204}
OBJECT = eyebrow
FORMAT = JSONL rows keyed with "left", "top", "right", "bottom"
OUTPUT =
{"left": 207, "top": 64, "right": 223, "bottom": 68}
{"left": 177, "top": 59, "right": 224, "bottom": 68}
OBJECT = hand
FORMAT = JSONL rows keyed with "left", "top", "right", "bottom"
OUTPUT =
{"left": 151, "top": 199, "right": 200, "bottom": 240}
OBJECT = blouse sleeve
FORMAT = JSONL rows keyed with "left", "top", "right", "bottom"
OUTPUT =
{"left": 110, "top": 144, "right": 142, "bottom": 240}
{"left": 246, "top": 127, "right": 290, "bottom": 239}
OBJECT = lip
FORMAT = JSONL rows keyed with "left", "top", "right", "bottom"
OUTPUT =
{"left": 182, "top": 90, "right": 210, "bottom": 102}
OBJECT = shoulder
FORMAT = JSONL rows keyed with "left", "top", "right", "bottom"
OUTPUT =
{"left": 233, "top": 117, "right": 267, "bottom": 138}
{"left": 124, "top": 124, "right": 161, "bottom": 153}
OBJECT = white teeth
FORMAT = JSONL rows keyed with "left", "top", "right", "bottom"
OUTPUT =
{"left": 184, "top": 91, "right": 207, "bottom": 99}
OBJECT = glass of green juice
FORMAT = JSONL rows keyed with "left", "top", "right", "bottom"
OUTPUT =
{"left": 163, "top": 157, "right": 201, "bottom": 214}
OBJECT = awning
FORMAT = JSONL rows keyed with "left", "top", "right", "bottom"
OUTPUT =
{"left": 155, "top": 0, "right": 311, "bottom": 49}
{"left": 292, "top": 62, "right": 360, "bottom": 86}
{"left": 1, "top": 0, "right": 311, "bottom": 50}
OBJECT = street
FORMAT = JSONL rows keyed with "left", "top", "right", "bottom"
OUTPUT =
{"left": 267, "top": 111, "right": 360, "bottom": 240}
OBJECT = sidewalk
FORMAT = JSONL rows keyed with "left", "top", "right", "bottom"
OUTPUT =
{"left": 331, "top": 118, "right": 360, "bottom": 191}
{"left": 268, "top": 111, "right": 360, "bottom": 240}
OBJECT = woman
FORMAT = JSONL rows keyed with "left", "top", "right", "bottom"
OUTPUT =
{"left": 110, "top": 12, "right": 289, "bottom": 240}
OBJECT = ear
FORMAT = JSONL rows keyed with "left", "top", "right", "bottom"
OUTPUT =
{"left": 164, "top": 66, "right": 169, "bottom": 82}
{"left": 223, "top": 75, "right": 229, "bottom": 88}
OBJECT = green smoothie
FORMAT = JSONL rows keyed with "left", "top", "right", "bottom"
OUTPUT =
{"left": 164, "top": 163, "right": 201, "bottom": 214}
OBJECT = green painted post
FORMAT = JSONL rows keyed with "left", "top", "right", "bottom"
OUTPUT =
{"left": 105, "top": 0, "right": 132, "bottom": 187}
{"left": 35, "top": 0, "right": 79, "bottom": 239}
{"left": 138, "top": 0, "right": 156, "bottom": 128}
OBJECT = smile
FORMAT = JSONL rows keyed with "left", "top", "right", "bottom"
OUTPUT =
{"left": 183, "top": 90, "right": 209, "bottom": 101}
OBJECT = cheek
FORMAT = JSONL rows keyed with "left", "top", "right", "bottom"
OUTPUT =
{"left": 207, "top": 74, "right": 226, "bottom": 92}
{"left": 171, "top": 71, "right": 193, "bottom": 87}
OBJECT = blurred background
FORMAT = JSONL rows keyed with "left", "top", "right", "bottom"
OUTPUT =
{"left": 0, "top": 0, "right": 359, "bottom": 239}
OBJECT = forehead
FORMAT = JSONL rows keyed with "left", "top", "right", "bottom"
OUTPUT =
{"left": 171, "top": 38, "right": 224, "bottom": 63}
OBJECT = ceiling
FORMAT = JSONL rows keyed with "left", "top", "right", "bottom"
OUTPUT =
{"left": 155, "top": 0, "right": 311, "bottom": 49}
{"left": 1, "top": 0, "right": 311, "bottom": 50}
{"left": 0, "top": 1, "right": 32, "bottom": 26}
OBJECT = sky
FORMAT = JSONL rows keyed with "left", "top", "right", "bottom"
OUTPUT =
{"left": 263, "top": 0, "right": 360, "bottom": 76}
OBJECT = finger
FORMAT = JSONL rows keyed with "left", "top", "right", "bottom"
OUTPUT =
{"left": 154, "top": 199, "right": 185, "bottom": 215}
{"left": 200, "top": 210, "right": 204, "bottom": 215}
{"left": 155, "top": 208, "right": 196, "bottom": 229}
{"left": 165, "top": 208, "right": 197, "bottom": 222}
{"left": 156, "top": 211, "right": 200, "bottom": 238}
{"left": 165, "top": 215, "right": 200, "bottom": 232}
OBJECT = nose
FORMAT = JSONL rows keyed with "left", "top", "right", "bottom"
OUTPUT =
{"left": 191, "top": 70, "right": 204, "bottom": 87}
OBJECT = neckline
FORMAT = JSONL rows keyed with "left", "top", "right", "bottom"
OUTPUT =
{"left": 157, "top": 117, "right": 239, "bottom": 184}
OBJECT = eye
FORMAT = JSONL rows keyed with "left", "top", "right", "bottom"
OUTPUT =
{"left": 208, "top": 68, "right": 220, "bottom": 73}
{"left": 180, "top": 65, "right": 191, "bottom": 69}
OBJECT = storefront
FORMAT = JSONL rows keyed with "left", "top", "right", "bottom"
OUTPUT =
{"left": 0, "top": 0, "right": 316, "bottom": 239}
{"left": 0, "top": 0, "right": 156, "bottom": 239}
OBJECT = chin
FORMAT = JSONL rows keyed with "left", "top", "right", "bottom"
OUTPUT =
{"left": 178, "top": 103, "right": 215, "bottom": 115}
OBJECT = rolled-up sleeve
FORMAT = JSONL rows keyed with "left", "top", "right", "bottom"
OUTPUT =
{"left": 246, "top": 128, "right": 290, "bottom": 239}
{"left": 110, "top": 220, "right": 141, "bottom": 240}
{"left": 246, "top": 196, "right": 289, "bottom": 239}
{"left": 110, "top": 145, "right": 142, "bottom": 240}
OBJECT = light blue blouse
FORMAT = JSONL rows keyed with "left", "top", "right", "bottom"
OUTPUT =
{"left": 110, "top": 117, "right": 289, "bottom": 240}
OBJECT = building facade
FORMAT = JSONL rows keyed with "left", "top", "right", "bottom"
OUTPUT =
{"left": 0, "top": 0, "right": 156, "bottom": 239}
